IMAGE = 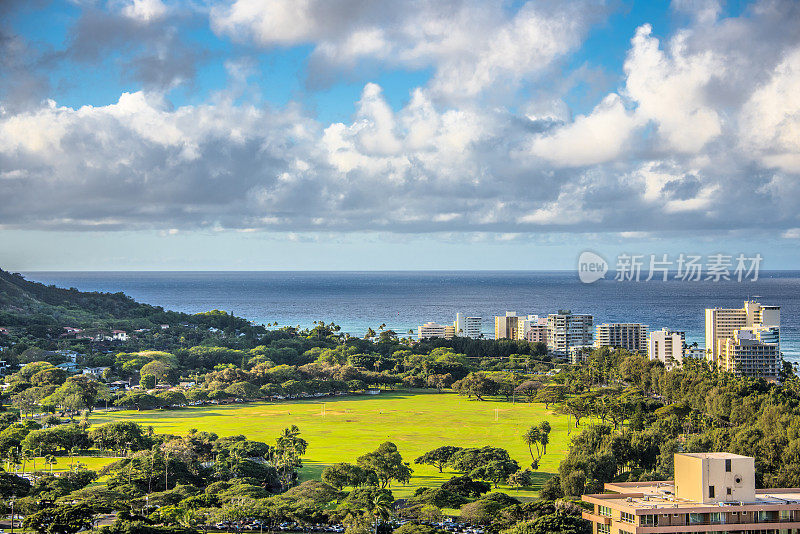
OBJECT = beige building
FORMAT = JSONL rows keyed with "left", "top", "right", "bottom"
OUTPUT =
{"left": 583, "top": 452, "right": 800, "bottom": 533}
{"left": 547, "top": 311, "right": 593, "bottom": 355}
{"left": 495, "top": 312, "right": 523, "bottom": 340}
{"left": 595, "top": 323, "right": 648, "bottom": 353}
{"left": 706, "top": 301, "right": 780, "bottom": 364}
{"left": 417, "top": 322, "right": 454, "bottom": 340}
{"left": 719, "top": 328, "right": 781, "bottom": 379}
{"left": 648, "top": 328, "right": 685, "bottom": 369}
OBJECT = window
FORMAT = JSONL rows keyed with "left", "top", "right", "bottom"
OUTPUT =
{"left": 689, "top": 513, "right": 704, "bottom": 525}
{"left": 597, "top": 525, "right": 610, "bottom": 534}
{"left": 641, "top": 515, "right": 659, "bottom": 526}
{"left": 725, "top": 459, "right": 732, "bottom": 472}
{"left": 710, "top": 512, "right": 722, "bottom": 524}
{"left": 727, "top": 487, "right": 732, "bottom": 495}
{"left": 709, "top": 485, "right": 715, "bottom": 498}
{"left": 620, "top": 512, "right": 635, "bottom": 524}
{"left": 598, "top": 505, "right": 611, "bottom": 517}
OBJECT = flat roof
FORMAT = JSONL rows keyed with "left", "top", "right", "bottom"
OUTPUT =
{"left": 677, "top": 452, "right": 752, "bottom": 460}
{"left": 585, "top": 481, "right": 800, "bottom": 513}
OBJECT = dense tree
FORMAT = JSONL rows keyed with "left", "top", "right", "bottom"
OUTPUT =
{"left": 322, "top": 462, "right": 378, "bottom": 489}
{"left": 414, "top": 446, "right": 463, "bottom": 473}
{"left": 24, "top": 503, "right": 94, "bottom": 534}
{"left": 357, "top": 442, "right": 413, "bottom": 488}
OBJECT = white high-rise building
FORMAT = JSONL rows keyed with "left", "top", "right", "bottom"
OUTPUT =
{"left": 706, "top": 301, "right": 780, "bottom": 364}
{"left": 648, "top": 328, "right": 685, "bottom": 369}
{"left": 454, "top": 314, "right": 482, "bottom": 338}
{"left": 595, "top": 323, "right": 648, "bottom": 353}
{"left": 547, "top": 311, "right": 593, "bottom": 356}
{"left": 417, "top": 322, "right": 455, "bottom": 340}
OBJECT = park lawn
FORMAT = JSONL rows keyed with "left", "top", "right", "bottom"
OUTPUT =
{"left": 24, "top": 455, "right": 120, "bottom": 473}
{"left": 88, "top": 392, "right": 574, "bottom": 500}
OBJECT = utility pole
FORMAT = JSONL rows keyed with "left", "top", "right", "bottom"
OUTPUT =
{"left": 9, "top": 498, "right": 14, "bottom": 534}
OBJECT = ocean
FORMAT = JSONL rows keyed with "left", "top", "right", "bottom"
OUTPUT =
{"left": 21, "top": 270, "right": 800, "bottom": 363}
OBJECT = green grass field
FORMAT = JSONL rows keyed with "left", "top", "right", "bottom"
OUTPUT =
{"left": 88, "top": 392, "right": 574, "bottom": 500}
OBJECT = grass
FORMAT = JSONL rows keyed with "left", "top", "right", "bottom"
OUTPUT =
{"left": 87, "top": 392, "right": 574, "bottom": 500}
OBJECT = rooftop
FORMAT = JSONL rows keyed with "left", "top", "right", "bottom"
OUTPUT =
{"left": 586, "top": 482, "right": 800, "bottom": 512}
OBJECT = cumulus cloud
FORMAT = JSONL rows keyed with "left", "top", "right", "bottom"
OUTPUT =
{"left": 210, "top": 0, "right": 608, "bottom": 101}
{"left": 0, "top": 0, "right": 799, "bottom": 241}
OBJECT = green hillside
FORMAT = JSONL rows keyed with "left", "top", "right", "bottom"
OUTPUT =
{"left": 0, "top": 268, "right": 188, "bottom": 327}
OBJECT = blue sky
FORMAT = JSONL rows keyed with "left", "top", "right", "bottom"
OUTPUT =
{"left": 1, "top": 0, "right": 799, "bottom": 270}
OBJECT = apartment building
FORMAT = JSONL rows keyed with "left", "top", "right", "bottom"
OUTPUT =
{"left": 582, "top": 452, "right": 800, "bottom": 534}
{"left": 417, "top": 322, "right": 455, "bottom": 340}
{"left": 547, "top": 311, "right": 593, "bottom": 356}
{"left": 719, "top": 328, "right": 782, "bottom": 379}
{"left": 495, "top": 312, "right": 522, "bottom": 340}
{"left": 521, "top": 317, "right": 548, "bottom": 343}
{"left": 685, "top": 345, "right": 707, "bottom": 359}
{"left": 705, "top": 301, "right": 780, "bottom": 364}
{"left": 515, "top": 315, "right": 548, "bottom": 343}
{"left": 454, "top": 313, "right": 482, "bottom": 338}
{"left": 595, "top": 323, "right": 648, "bottom": 353}
{"left": 648, "top": 328, "right": 685, "bottom": 369}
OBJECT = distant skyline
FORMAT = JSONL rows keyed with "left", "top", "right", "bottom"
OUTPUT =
{"left": 2, "top": 0, "right": 800, "bottom": 270}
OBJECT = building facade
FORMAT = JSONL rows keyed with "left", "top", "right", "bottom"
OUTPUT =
{"left": 417, "top": 322, "right": 455, "bottom": 340}
{"left": 595, "top": 323, "right": 648, "bottom": 353}
{"left": 495, "top": 312, "right": 522, "bottom": 340}
{"left": 705, "top": 301, "right": 780, "bottom": 364}
{"left": 583, "top": 452, "right": 800, "bottom": 534}
{"left": 648, "top": 328, "right": 685, "bottom": 369}
{"left": 718, "top": 328, "right": 781, "bottom": 379}
{"left": 547, "top": 311, "right": 593, "bottom": 356}
{"left": 454, "top": 313, "right": 482, "bottom": 338}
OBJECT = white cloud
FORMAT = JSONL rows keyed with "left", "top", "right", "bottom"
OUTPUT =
{"left": 119, "top": 0, "right": 167, "bottom": 23}
{"left": 739, "top": 47, "right": 800, "bottom": 173}
{"left": 2, "top": 0, "right": 800, "bottom": 241}
{"left": 529, "top": 93, "right": 644, "bottom": 167}
{"left": 623, "top": 24, "right": 723, "bottom": 153}
{"left": 210, "top": 0, "right": 606, "bottom": 101}
{"left": 783, "top": 228, "right": 800, "bottom": 239}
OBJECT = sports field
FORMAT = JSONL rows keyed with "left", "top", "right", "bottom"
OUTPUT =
{"left": 88, "top": 392, "right": 574, "bottom": 500}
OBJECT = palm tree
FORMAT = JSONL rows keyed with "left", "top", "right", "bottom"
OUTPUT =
{"left": 522, "top": 426, "right": 542, "bottom": 468}
{"left": 45, "top": 454, "right": 57, "bottom": 473}
{"left": 21, "top": 449, "right": 33, "bottom": 475}
{"left": 370, "top": 492, "right": 393, "bottom": 534}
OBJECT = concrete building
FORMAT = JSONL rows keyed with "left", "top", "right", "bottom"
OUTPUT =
{"left": 685, "top": 345, "right": 706, "bottom": 359}
{"left": 706, "top": 301, "right": 780, "bottom": 364}
{"left": 547, "top": 311, "right": 593, "bottom": 356}
{"left": 648, "top": 328, "right": 685, "bottom": 369}
{"left": 569, "top": 345, "right": 594, "bottom": 364}
{"left": 454, "top": 313, "right": 482, "bottom": 338}
{"left": 595, "top": 323, "right": 648, "bottom": 353}
{"left": 495, "top": 312, "right": 523, "bottom": 340}
{"left": 718, "top": 327, "right": 782, "bottom": 379}
{"left": 582, "top": 452, "right": 800, "bottom": 533}
{"left": 417, "top": 322, "right": 455, "bottom": 340}
{"left": 515, "top": 315, "right": 548, "bottom": 343}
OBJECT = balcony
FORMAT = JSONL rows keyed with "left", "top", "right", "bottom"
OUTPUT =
{"left": 581, "top": 511, "right": 611, "bottom": 525}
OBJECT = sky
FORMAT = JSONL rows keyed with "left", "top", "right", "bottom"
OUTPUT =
{"left": 1, "top": 0, "right": 799, "bottom": 271}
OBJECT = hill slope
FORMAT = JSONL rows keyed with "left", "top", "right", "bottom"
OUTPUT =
{"left": 0, "top": 269, "right": 187, "bottom": 327}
